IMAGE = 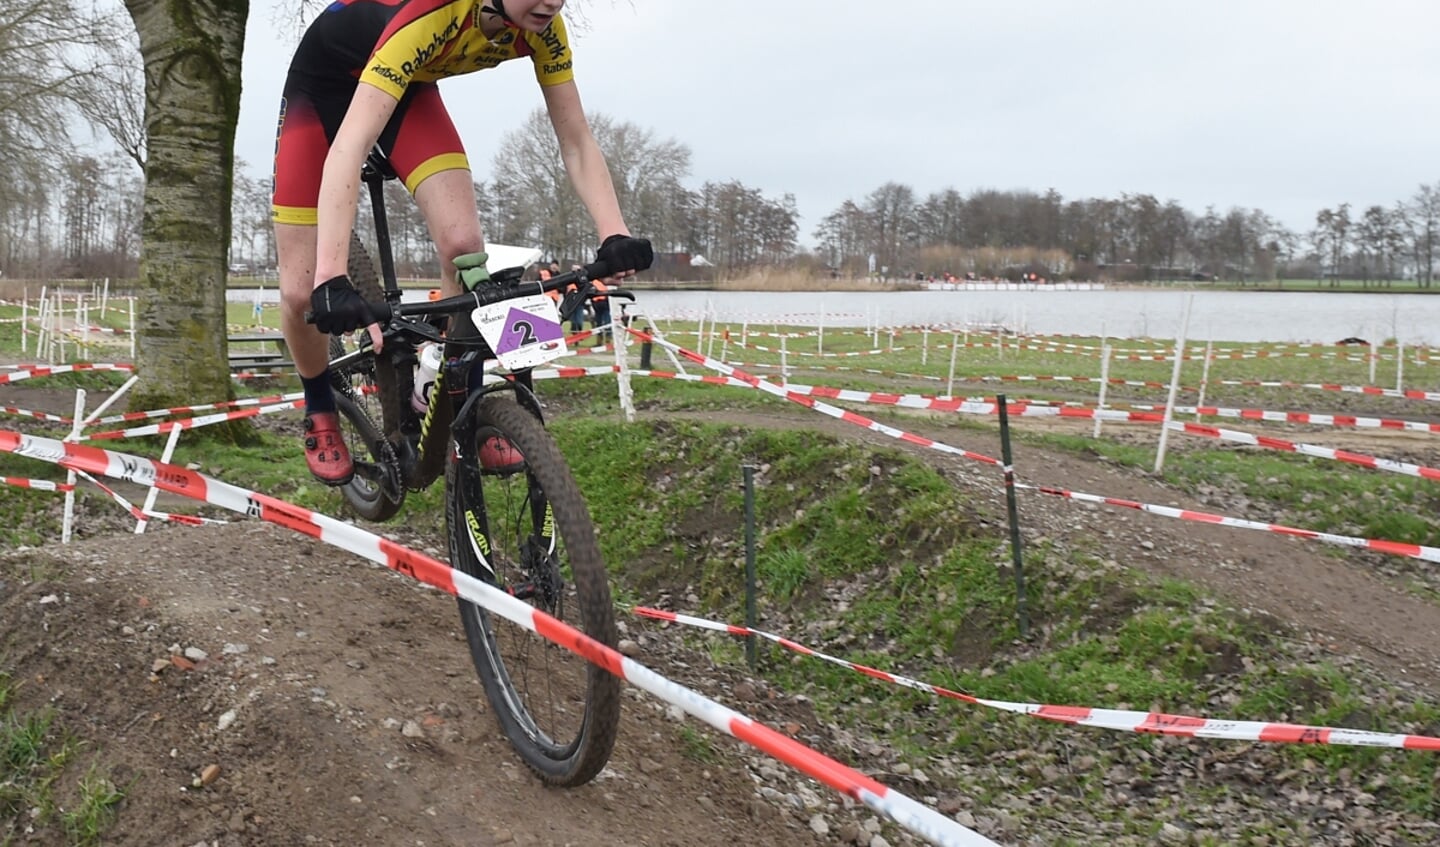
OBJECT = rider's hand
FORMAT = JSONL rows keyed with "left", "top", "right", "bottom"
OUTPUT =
{"left": 311, "top": 275, "right": 383, "bottom": 351}
{"left": 595, "top": 234, "right": 654, "bottom": 279}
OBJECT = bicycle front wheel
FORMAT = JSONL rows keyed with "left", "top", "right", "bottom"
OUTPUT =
{"left": 445, "top": 395, "right": 620, "bottom": 786}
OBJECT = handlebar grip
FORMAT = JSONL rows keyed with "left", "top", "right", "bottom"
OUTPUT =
{"left": 582, "top": 259, "right": 612, "bottom": 280}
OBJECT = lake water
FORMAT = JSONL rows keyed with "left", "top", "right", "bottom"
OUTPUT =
{"left": 227, "top": 287, "right": 1440, "bottom": 346}
{"left": 628, "top": 289, "right": 1440, "bottom": 346}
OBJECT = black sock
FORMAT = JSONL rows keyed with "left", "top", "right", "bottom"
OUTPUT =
{"left": 301, "top": 372, "right": 335, "bottom": 414}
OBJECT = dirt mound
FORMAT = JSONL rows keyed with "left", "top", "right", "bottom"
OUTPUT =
{"left": 0, "top": 523, "right": 817, "bottom": 847}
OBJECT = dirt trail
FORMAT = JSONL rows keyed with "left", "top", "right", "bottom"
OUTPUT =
{"left": 4, "top": 522, "right": 806, "bottom": 847}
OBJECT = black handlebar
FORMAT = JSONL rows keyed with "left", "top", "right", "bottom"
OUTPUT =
{"left": 303, "top": 257, "right": 630, "bottom": 328}
{"left": 366, "top": 258, "right": 616, "bottom": 324}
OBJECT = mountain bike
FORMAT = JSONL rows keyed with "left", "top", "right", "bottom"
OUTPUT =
{"left": 318, "top": 151, "right": 641, "bottom": 786}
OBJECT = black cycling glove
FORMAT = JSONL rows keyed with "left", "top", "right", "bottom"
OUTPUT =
{"left": 595, "top": 234, "right": 654, "bottom": 276}
{"left": 309, "top": 275, "right": 376, "bottom": 335}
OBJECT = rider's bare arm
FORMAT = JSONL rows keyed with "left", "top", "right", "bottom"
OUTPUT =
{"left": 314, "top": 82, "right": 400, "bottom": 288}
{"left": 543, "top": 80, "right": 629, "bottom": 242}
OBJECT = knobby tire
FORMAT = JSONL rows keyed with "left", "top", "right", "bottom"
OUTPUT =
{"left": 446, "top": 395, "right": 621, "bottom": 786}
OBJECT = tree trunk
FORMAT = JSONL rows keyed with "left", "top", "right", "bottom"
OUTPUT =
{"left": 123, "top": 0, "right": 247, "bottom": 423}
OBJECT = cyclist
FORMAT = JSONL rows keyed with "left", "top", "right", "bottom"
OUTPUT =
{"left": 271, "top": 0, "right": 653, "bottom": 485}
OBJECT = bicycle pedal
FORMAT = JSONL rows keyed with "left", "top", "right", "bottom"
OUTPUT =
{"left": 508, "top": 581, "right": 537, "bottom": 600}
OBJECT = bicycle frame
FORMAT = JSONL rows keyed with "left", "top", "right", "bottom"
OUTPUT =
{"left": 347, "top": 151, "right": 601, "bottom": 496}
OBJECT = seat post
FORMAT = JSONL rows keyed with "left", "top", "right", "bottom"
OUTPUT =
{"left": 361, "top": 153, "right": 402, "bottom": 300}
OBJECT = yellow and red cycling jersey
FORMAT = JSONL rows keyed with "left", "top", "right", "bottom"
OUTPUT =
{"left": 291, "top": 0, "right": 574, "bottom": 97}
{"left": 272, "top": 1, "right": 575, "bottom": 224}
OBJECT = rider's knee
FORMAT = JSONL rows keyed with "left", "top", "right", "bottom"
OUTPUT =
{"left": 433, "top": 225, "right": 485, "bottom": 269}
{"left": 279, "top": 281, "right": 313, "bottom": 317}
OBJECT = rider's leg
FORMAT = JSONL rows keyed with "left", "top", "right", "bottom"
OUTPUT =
{"left": 384, "top": 83, "right": 478, "bottom": 299}
{"left": 413, "top": 167, "right": 484, "bottom": 298}
{"left": 276, "top": 222, "right": 331, "bottom": 384}
{"left": 272, "top": 75, "right": 355, "bottom": 485}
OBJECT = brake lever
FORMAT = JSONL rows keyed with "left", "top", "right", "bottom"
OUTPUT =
{"left": 558, "top": 281, "right": 595, "bottom": 323}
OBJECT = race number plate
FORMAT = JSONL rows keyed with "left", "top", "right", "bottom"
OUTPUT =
{"left": 473, "top": 293, "right": 569, "bottom": 370}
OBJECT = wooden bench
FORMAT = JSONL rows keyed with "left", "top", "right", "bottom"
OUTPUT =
{"left": 228, "top": 332, "right": 292, "bottom": 372}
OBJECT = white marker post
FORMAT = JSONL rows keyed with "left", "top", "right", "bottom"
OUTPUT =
{"left": 1153, "top": 294, "right": 1195, "bottom": 475}
{"left": 613, "top": 313, "right": 634, "bottom": 424}
{"left": 1397, "top": 339, "right": 1405, "bottom": 393}
{"left": 817, "top": 304, "right": 825, "bottom": 358}
{"left": 61, "top": 389, "right": 87, "bottom": 544}
{"left": 1195, "top": 339, "right": 1215, "bottom": 421}
{"left": 946, "top": 332, "right": 959, "bottom": 397}
{"left": 1369, "top": 325, "right": 1378, "bottom": 385}
{"left": 1093, "top": 342, "right": 1113, "bottom": 439}
{"left": 136, "top": 425, "right": 184, "bottom": 534}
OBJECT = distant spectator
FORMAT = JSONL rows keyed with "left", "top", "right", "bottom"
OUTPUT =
{"left": 591, "top": 277, "right": 611, "bottom": 343}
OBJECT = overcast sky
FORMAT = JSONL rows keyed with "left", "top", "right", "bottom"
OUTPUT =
{"left": 233, "top": 0, "right": 1440, "bottom": 246}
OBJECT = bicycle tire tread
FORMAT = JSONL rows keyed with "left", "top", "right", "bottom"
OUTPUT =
{"left": 446, "top": 395, "right": 621, "bottom": 786}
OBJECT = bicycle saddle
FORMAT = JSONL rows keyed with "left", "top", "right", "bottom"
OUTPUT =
{"left": 362, "top": 147, "right": 400, "bottom": 182}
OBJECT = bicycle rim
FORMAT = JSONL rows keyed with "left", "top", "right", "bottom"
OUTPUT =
{"left": 445, "top": 395, "right": 620, "bottom": 786}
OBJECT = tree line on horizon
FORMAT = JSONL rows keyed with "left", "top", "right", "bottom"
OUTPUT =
{"left": 10, "top": 134, "right": 1437, "bottom": 289}
{"left": 4, "top": 0, "right": 1436, "bottom": 289}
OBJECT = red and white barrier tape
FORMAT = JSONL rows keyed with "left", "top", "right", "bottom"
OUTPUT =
{"left": 0, "top": 428, "right": 992, "bottom": 847}
{"left": 729, "top": 339, "right": 914, "bottom": 359}
{"left": 739, "top": 366, "right": 1440, "bottom": 404}
{"left": 595, "top": 342, "right": 1440, "bottom": 565}
{"left": 633, "top": 607, "right": 1440, "bottom": 751}
{"left": 0, "top": 476, "right": 73, "bottom": 492}
{"left": 230, "top": 370, "right": 295, "bottom": 380}
{"left": 0, "top": 363, "right": 134, "bottom": 384}
{"left": 66, "top": 468, "right": 226, "bottom": 527}
{"left": 65, "top": 325, "right": 129, "bottom": 336}
{"left": 79, "top": 399, "right": 303, "bottom": 441}
{"left": 0, "top": 405, "right": 72, "bottom": 424}
{"left": 1027, "top": 483, "right": 1440, "bottom": 563}
{"left": 1161, "top": 420, "right": 1440, "bottom": 481}
{"left": 627, "top": 329, "right": 1001, "bottom": 467}
{"left": 616, "top": 371, "right": 1440, "bottom": 482}
{"left": 86, "top": 392, "right": 305, "bottom": 427}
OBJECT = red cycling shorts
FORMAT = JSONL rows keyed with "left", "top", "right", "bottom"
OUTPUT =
{"left": 271, "top": 76, "right": 468, "bottom": 226}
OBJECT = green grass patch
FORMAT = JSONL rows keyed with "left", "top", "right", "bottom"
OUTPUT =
{"left": 0, "top": 674, "right": 124, "bottom": 846}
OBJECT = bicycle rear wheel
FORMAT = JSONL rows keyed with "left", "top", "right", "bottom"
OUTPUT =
{"left": 328, "top": 231, "right": 404, "bottom": 521}
{"left": 445, "top": 395, "right": 620, "bottom": 786}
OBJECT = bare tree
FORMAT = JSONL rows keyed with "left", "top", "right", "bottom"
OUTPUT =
{"left": 0, "top": 0, "right": 108, "bottom": 275}
{"left": 864, "top": 182, "right": 918, "bottom": 275}
{"left": 69, "top": 19, "right": 147, "bottom": 170}
{"left": 1313, "top": 204, "right": 1351, "bottom": 286}
{"left": 490, "top": 108, "right": 589, "bottom": 262}
{"left": 1407, "top": 184, "right": 1440, "bottom": 288}
{"left": 588, "top": 115, "right": 691, "bottom": 252}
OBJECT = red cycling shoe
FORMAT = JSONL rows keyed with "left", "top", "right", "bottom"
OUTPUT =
{"left": 479, "top": 434, "right": 525, "bottom": 476}
{"left": 303, "top": 412, "right": 354, "bottom": 486}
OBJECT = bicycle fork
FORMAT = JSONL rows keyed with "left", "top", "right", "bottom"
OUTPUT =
{"left": 450, "top": 406, "right": 560, "bottom": 606}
